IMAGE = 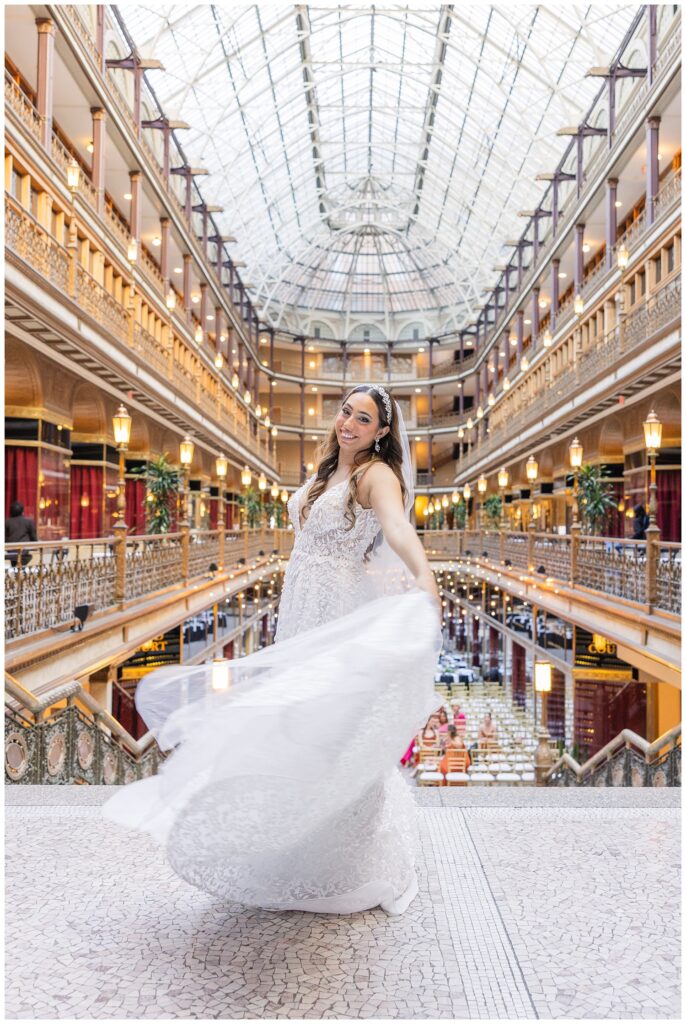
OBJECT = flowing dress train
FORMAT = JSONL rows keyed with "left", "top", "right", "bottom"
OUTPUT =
{"left": 102, "top": 474, "right": 442, "bottom": 914}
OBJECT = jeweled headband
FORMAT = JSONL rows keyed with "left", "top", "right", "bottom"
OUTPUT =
{"left": 368, "top": 383, "right": 392, "bottom": 424}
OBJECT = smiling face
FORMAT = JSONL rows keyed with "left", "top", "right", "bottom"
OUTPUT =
{"left": 335, "top": 391, "right": 388, "bottom": 458}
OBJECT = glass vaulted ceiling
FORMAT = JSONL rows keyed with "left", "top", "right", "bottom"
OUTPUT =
{"left": 122, "top": 4, "right": 637, "bottom": 332}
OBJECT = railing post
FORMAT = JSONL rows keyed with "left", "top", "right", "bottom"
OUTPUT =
{"left": 499, "top": 529, "right": 505, "bottom": 564}
{"left": 645, "top": 522, "right": 660, "bottom": 611}
{"left": 113, "top": 525, "right": 127, "bottom": 605}
{"left": 180, "top": 523, "right": 190, "bottom": 582}
{"left": 570, "top": 522, "right": 580, "bottom": 585}
{"left": 66, "top": 215, "right": 78, "bottom": 298}
{"left": 527, "top": 519, "right": 535, "bottom": 571}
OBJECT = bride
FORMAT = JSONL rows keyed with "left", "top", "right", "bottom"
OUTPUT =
{"left": 103, "top": 384, "right": 443, "bottom": 915}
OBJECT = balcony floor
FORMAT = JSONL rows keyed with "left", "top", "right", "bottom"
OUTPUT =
{"left": 5, "top": 785, "right": 680, "bottom": 1019}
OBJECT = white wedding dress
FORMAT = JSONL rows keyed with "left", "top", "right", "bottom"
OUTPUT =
{"left": 103, "top": 473, "right": 442, "bottom": 914}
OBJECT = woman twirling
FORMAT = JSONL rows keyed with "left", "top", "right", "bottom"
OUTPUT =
{"left": 103, "top": 384, "right": 443, "bottom": 915}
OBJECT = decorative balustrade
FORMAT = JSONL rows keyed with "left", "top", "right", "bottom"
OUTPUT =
{"left": 125, "top": 534, "right": 184, "bottom": 598}
{"left": 133, "top": 322, "right": 169, "bottom": 376}
{"left": 4, "top": 538, "right": 117, "bottom": 640}
{"left": 419, "top": 528, "right": 681, "bottom": 617}
{"left": 6, "top": 196, "right": 278, "bottom": 474}
{"left": 5, "top": 196, "right": 70, "bottom": 293}
{"left": 458, "top": 271, "right": 681, "bottom": 477}
{"left": 502, "top": 532, "right": 529, "bottom": 570}
{"left": 575, "top": 536, "right": 646, "bottom": 604}
{"left": 76, "top": 264, "right": 129, "bottom": 340}
{"left": 4, "top": 529, "right": 293, "bottom": 642}
{"left": 5, "top": 672, "right": 164, "bottom": 785}
{"left": 187, "top": 531, "right": 221, "bottom": 578}
{"left": 4, "top": 70, "right": 41, "bottom": 139}
{"left": 545, "top": 725, "right": 681, "bottom": 788}
{"left": 656, "top": 543, "right": 681, "bottom": 615}
{"left": 532, "top": 532, "right": 572, "bottom": 579}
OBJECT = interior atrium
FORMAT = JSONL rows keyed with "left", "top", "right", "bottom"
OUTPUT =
{"left": 4, "top": 4, "right": 682, "bottom": 1020}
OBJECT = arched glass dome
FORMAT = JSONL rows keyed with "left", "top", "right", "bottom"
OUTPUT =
{"left": 123, "top": 4, "right": 638, "bottom": 332}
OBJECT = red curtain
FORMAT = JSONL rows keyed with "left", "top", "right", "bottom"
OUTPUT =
{"left": 657, "top": 470, "right": 680, "bottom": 542}
{"left": 512, "top": 641, "right": 526, "bottom": 710}
{"left": 489, "top": 626, "right": 499, "bottom": 670}
{"left": 471, "top": 616, "right": 480, "bottom": 667}
{"left": 5, "top": 446, "right": 38, "bottom": 520}
{"left": 210, "top": 495, "right": 219, "bottom": 529}
{"left": 70, "top": 466, "right": 103, "bottom": 538}
{"left": 125, "top": 479, "right": 147, "bottom": 535}
{"left": 547, "top": 668, "right": 566, "bottom": 742}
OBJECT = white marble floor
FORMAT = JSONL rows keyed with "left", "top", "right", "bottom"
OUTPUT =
{"left": 5, "top": 785, "right": 681, "bottom": 1020}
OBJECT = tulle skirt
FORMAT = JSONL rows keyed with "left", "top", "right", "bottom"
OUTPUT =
{"left": 102, "top": 589, "right": 442, "bottom": 914}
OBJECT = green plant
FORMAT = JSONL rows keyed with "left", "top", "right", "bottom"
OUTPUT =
{"left": 132, "top": 453, "right": 180, "bottom": 534}
{"left": 237, "top": 487, "right": 264, "bottom": 528}
{"left": 265, "top": 499, "right": 285, "bottom": 528}
{"left": 576, "top": 464, "right": 617, "bottom": 535}
{"left": 482, "top": 494, "right": 502, "bottom": 528}
{"left": 452, "top": 502, "right": 466, "bottom": 530}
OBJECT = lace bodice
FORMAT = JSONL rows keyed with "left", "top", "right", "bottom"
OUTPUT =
{"left": 275, "top": 474, "right": 381, "bottom": 641}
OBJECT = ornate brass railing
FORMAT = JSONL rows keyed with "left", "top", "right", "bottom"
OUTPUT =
{"left": 5, "top": 538, "right": 117, "bottom": 639}
{"left": 4, "top": 69, "right": 41, "bottom": 139}
{"left": 4, "top": 528, "right": 294, "bottom": 641}
{"left": 460, "top": 271, "right": 681, "bottom": 476}
{"left": 420, "top": 528, "right": 681, "bottom": 616}
{"left": 545, "top": 725, "right": 681, "bottom": 787}
{"left": 5, "top": 671, "right": 163, "bottom": 785}
{"left": 5, "top": 194, "right": 275, "bottom": 470}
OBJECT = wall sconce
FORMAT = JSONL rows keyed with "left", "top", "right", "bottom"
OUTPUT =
{"left": 194, "top": 325, "right": 204, "bottom": 344}
{"left": 271, "top": 426, "right": 278, "bottom": 437}
{"left": 215, "top": 453, "right": 228, "bottom": 479}
{"left": 573, "top": 293, "right": 584, "bottom": 316}
{"left": 534, "top": 661, "right": 552, "bottom": 693}
{"left": 258, "top": 473, "right": 267, "bottom": 491}
{"left": 66, "top": 157, "right": 81, "bottom": 193}
{"left": 241, "top": 465, "right": 252, "bottom": 487}
{"left": 280, "top": 489, "right": 288, "bottom": 503}
{"left": 214, "top": 352, "right": 224, "bottom": 369}
{"left": 543, "top": 329, "right": 552, "bottom": 348}
{"left": 80, "top": 493, "right": 90, "bottom": 508}
{"left": 617, "top": 244, "right": 630, "bottom": 269}
{"left": 127, "top": 238, "right": 138, "bottom": 264}
{"left": 165, "top": 289, "right": 176, "bottom": 311}
{"left": 231, "top": 372, "right": 239, "bottom": 389}
{"left": 179, "top": 435, "right": 194, "bottom": 467}
{"left": 526, "top": 454, "right": 538, "bottom": 482}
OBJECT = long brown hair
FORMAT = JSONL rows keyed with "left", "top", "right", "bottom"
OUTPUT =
{"left": 300, "top": 385, "right": 407, "bottom": 539}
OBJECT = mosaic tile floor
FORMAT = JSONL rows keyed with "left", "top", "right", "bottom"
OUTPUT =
{"left": 5, "top": 786, "right": 681, "bottom": 1019}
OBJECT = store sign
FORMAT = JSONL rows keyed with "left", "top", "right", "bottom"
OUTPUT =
{"left": 122, "top": 627, "right": 181, "bottom": 671}
{"left": 574, "top": 627, "right": 630, "bottom": 672}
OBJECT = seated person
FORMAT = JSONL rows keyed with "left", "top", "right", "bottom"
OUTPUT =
{"left": 420, "top": 722, "right": 439, "bottom": 749}
{"left": 452, "top": 702, "right": 467, "bottom": 725}
{"left": 440, "top": 726, "right": 471, "bottom": 776}
{"left": 436, "top": 708, "right": 451, "bottom": 748}
{"left": 477, "top": 712, "right": 498, "bottom": 748}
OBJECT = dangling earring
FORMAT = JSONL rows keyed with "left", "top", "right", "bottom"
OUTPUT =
{"left": 374, "top": 437, "right": 381, "bottom": 453}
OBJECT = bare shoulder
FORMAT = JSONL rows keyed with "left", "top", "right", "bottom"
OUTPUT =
{"left": 358, "top": 461, "right": 401, "bottom": 507}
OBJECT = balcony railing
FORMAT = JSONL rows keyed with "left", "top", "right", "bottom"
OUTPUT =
{"left": 5, "top": 527, "right": 295, "bottom": 641}
{"left": 459, "top": 272, "right": 681, "bottom": 476}
{"left": 5, "top": 195, "right": 274, "bottom": 468}
{"left": 419, "top": 528, "right": 681, "bottom": 617}
{"left": 545, "top": 724, "right": 681, "bottom": 788}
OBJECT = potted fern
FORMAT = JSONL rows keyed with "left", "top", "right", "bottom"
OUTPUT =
{"left": 576, "top": 464, "right": 617, "bottom": 535}
{"left": 482, "top": 494, "right": 502, "bottom": 529}
{"left": 132, "top": 453, "right": 180, "bottom": 534}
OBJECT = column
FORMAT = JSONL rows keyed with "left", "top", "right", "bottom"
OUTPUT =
{"left": 502, "top": 337, "right": 509, "bottom": 377}
{"left": 428, "top": 384, "right": 433, "bottom": 484}
{"left": 299, "top": 383, "right": 305, "bottom": 481}
{"left": 160, "top": 217, "right": 170, "bottom": 287}
{"left": 504, "top": 267, "right": 510, "bottom": 310}
{"left": 96, "top": 6, "right": 106, "bottom": 74}
{"left": 458, "top": 380, "right": 464, "bottom": 416}
{"left": 269, "top": 329, "right": 275, "bottom": 372}
{"left": 386, "top": 342, "right": 392, "bottom": 382}
{"left": 551, "top": 258, "right": 560, "bottom": 332}
{"left": 182, "top": 254, "right": 192, "bottom": 318}
{"left": 36, "top": 18, "right": 56, "bottom": 150}
{"left": 129, "top": 171, "right": 142, "bottom": 245}
{"left": 645, "top": 116, "right": 661, "bottom": 225}
{"left": 605, "top": 178, "right": 618, "bottom": 269}
{"left": 516, "top": 308, "right": 524, "bottom": 366}
{"left": 516, "top": 244, "right": 523, "bottom": 289}
{"left": 199, "top": 282, "right": 208, "bottom": 339}
{"left": 574, "top": 223, "right": 585, "bottom": 295}
{"left": 532, "top": 286, "right": 540, "bottom": 348}
{"left": 90, "top": 108, "right": 106, "bottom": 213}
{"left": 214, "top": 306, "right": 223, "bottom": 355}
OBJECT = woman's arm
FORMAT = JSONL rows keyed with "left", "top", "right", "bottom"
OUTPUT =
{"left": 365, "top": 463, "right": 441, "bottom": 609}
